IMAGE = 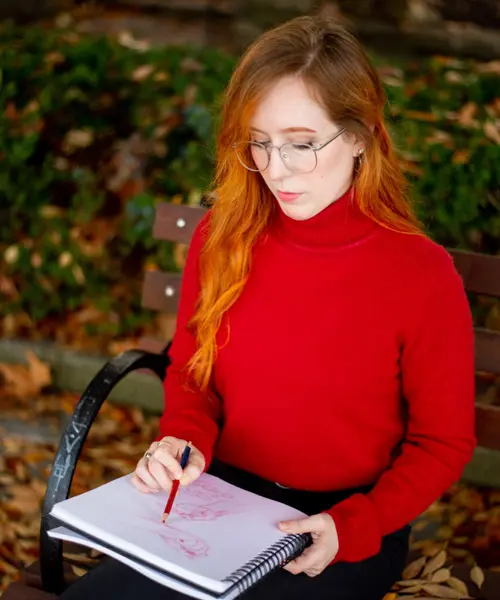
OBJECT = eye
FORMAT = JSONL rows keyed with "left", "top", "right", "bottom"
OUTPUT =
{"left": 251, "top": 140, "right": 270, "bottom": 146}
{"left": 292, "top": 143, "right": 314, "bottom": 152}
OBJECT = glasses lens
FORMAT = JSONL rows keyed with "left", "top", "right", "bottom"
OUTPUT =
{"left": 233, "top": 142, "right": 268, "bottom": 172}
{"left": 280, "top": 143, "right": 317, "bottom": 174}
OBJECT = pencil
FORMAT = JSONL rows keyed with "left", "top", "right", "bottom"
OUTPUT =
{"left": 162, "top": 441, "right": 192, "bottom": 523}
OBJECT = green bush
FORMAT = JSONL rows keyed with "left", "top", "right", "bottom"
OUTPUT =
{"left": 0, "top": 21, "right": 499, "bottom": 343}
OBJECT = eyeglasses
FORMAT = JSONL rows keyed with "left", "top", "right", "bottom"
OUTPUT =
{"left": 232, "top": 128, "right": 346, "bottom": 174}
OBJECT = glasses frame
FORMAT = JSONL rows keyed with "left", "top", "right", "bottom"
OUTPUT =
{"left": 232, "top": 127, "right": 347, "bottom": 174}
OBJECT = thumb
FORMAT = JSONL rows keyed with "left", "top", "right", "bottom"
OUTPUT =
{"left": 278, "top": 515, "right": 324, "bottom": 533}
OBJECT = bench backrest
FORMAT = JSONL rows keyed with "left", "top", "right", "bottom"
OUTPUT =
{"left": 141, "top": 202, "right": 500, "bottom": 451}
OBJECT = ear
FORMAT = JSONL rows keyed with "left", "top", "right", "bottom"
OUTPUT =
{"left": 352, "top": 142, "right": 365, "bottom": 159}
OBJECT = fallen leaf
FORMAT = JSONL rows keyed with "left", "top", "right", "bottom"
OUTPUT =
{"left": 448, "top": 577, "right": 469, "bottom": 596}
{"left": 131, "top": 65, "right": 154, "bottom": 82}
{"left": 470, "top": 565, "right": 485, "bottom": 589}
{"left": 402, "top": 555, "right": 427, "bottom": 579}
{"left": 26, "top": 351, "right": 51, "bottom": 391}
{"left": 422, "top": 549, "right": 447, "bottom": 576}
{"left": 484, "top": 121, "right": 500, "bottom": 145}
{"left": 70, "top": 565, "right": 89, "bottom": 577}
{"left": 431, "top": 567, "right": 451, "bottom": 582}
{"left": 422, "top": 582, "right": 469, "bottom": 598}
{"left": 457, "top": 102, "right": 477, "bottom": 127}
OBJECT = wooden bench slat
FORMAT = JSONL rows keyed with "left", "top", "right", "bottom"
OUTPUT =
{"left": 153, "top": 203, "right": 207, "bottom": 243}
{"left": 141, "top": 271, "right": 182, "bottom": 313}
{"left": 475, "top": 328, "right": 500, "bottom": 374}
{"left": 449, "top": 248, "right": 500, "bottom": 297}
{"left": 475, "top": 403, "right": 500, "bottom": 451}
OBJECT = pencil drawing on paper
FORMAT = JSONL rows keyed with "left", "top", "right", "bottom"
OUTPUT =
{"left": 182, "top": 480, "right": 234, "bottom": 503}
{"left": 172, "top": 501, "right": 242, "bottom": 521}
{"left": 160, "top": 526, "right": 210, "bottom": 559}
{"left": 132, "top": 516, "right": 210, "bottom": 559}
{"left": 129, "top": 478, "right": 244, "bottom": 560}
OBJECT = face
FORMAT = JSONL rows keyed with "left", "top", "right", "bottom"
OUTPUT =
{"left": 248, "top": 76, "right": 363, "bottom": 221}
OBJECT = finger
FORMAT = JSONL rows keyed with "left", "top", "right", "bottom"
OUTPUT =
{"left": 153, "top": 441, "right": 187, "bottom": 480}
{"left": 180, "top": 451, "right": 205, "bottom": 486}
{"left": 148, "top": 457, "right": 175, "bottom": 491}
{"left": 131, "top": 473, "right": 156, "bottom": 494}
{"left": 282, "top": 547, "right": 321, "bottom": 575}
{"left": 279, "top": 514, "right": 326, "bottom": 534}
{"left": 135, "top": 460, "right": 162, "bottom": 491}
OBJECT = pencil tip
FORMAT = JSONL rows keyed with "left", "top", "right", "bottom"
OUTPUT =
{"left": 162, "top": 512, "right": 169, "bottom": 523}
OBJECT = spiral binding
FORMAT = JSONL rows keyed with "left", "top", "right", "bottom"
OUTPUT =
{"left": 222, "top": 533, "right": 311, "bottom": 594}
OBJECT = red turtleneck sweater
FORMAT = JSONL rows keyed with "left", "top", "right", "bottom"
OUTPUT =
{"left": 158, "top": 188, "right": 476, "bottom": 563}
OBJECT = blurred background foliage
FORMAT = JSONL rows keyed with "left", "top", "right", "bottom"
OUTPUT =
{"left": 0, "top": 18, "right": 499, "bottom": 351}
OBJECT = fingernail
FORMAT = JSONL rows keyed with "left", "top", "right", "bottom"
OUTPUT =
{"left": 279, "top": 522, "right": 289, "bottom": 529}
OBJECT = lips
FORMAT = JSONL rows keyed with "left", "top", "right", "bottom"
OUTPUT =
{"left": 277, "top": 190, "right": 302, "bottom": 203}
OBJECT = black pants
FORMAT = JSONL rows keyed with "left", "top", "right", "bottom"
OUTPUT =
{"left": 59, "top": 459, "right": 411, "bottom": 600}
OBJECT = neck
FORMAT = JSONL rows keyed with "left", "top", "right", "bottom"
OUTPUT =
{"left": 270, "top": 186, "right": 377, "bottom": 250}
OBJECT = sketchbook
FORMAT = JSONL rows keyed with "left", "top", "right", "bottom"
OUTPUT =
{"left": 48, "top": 473, "right": 311, "bottom": 599}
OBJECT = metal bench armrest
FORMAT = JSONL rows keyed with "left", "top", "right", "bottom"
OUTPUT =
{"left": 39, "top": 348, "right": 169, "bottom": 594}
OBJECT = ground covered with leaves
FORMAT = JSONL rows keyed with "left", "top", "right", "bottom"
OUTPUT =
{"left": 0, "top": 353, "right": 499, "bottom": 598}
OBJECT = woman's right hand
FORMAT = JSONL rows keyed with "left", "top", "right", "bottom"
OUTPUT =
{"left": 131, "top": 436, "right": 206, "bottom": 494}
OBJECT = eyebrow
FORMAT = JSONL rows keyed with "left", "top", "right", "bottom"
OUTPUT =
{"left": 250, "top": 126, "right": 317, "bottom": 134}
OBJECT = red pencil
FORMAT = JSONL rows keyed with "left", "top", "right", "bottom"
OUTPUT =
{"left": 162, "top": 442, "right": 192, "bottom": 523}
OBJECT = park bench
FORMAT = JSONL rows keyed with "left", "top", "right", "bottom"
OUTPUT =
{"left": 3, "top": 200, "right": 500, "bottom": 600}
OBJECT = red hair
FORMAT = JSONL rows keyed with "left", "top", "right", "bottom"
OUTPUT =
{"left": 187, "top": 15, "right": 424, "bottom": 391}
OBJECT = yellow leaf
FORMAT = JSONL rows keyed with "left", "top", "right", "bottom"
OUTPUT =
{"left": 422, "top": 582, "right": 469, "bottom": 598}
{"left": 71, "top": 565, "right": 88, "bottom": 577}
{"left": 448, "top": 577, "right": 469, "bottom": 596}
{"left": 431, "top": 567, "right": 451, "bottom": 582}
{"left": 4, "top": 245, "right": 19, "bottom": 264}
{"left": 402, "top": 555, "right": 426, "bottom": 579}
{"left": 422, "top": 549, "right": 447, "bottom": 576}
{"left": 470, "top": 565, "right": 485, "bottom": 589}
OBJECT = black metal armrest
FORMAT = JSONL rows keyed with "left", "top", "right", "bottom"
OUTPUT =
{"left": 40, "top": 348, "right": 169, "bottom": 594}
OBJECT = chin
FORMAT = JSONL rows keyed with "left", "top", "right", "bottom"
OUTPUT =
{"left": 279, "top": 202, "right": 316, "bottom": 221}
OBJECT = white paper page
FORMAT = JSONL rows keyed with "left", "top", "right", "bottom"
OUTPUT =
{"left": 49, "top": 526, "right": 217, "bottom": 600}
{"left": 50, "top": 473, "right": 306, "bottom": 593}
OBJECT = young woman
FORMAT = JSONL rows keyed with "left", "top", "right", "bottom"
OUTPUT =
{"left": 61, "top": 14, "right": 475, "bottom": 600}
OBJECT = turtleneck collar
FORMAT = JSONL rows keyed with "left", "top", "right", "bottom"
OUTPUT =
{"left": 269, "top": 186, "right": 378, "bottom": 250}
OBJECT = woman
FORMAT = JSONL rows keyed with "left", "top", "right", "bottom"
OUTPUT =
{"left": 61, "top": 14, "right": 475, "bottom": 600}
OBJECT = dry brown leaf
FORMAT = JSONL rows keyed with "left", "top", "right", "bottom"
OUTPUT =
{"left": 0, "top": 558, "right": 19, "bottom": 574}
{"left": 70, "top": 565, "right": 89, "bottom": 577}
{"left": 448, "top": 577, "right": 470, "bottom": 596}
{"left": 402, "top": 555, "right": 427, "bottom": 579}
{"left": 422, "top": 549, "right": 447, "bottom": 577}
{"left": 63, "top": 552, "right": 100, "bottom": 564}
{"left": 431, "top": 567, "right": 451, "bottom": 582}
{"left": 484, "top": 121, "right": 500, "bottom": 145}
{"left": 457, "top": 102, "right": 477, "bottom": 127}
{"left": 0, "top": 351, "right": 51, "bottom": 398}
{"left": 422, "top": 582, "right": 470, "bottom": 598}
{"left": 470, "top": 565, "right": 485, "bottom": 589}
{"left": 131, "top": 65, "right": 154, "bottom": 81}
{"left": 3, "top": 485, "right": 41, "bottom": 515}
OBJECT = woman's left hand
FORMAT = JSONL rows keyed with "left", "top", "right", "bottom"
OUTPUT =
{"left": 278, "top": 513, "right": 339, "bottom": 577}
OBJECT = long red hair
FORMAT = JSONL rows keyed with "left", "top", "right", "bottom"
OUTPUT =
{"left": 187, "top": 15, "right": 424, "bottom": 391}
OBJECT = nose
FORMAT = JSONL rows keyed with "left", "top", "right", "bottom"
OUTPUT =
{"left": 267, "top": 147, "right": 291, "bottom": 181}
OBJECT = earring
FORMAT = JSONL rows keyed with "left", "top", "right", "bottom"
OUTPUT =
{"left": 355, "top": 148, "right": 364, "bottom": 171}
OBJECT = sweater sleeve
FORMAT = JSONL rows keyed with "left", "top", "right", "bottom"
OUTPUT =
{"left": 326, "top": 247, "right": 476, "bottom": 563}
{"left": 154, "top": 212, "right": 221, "bottom": 468}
